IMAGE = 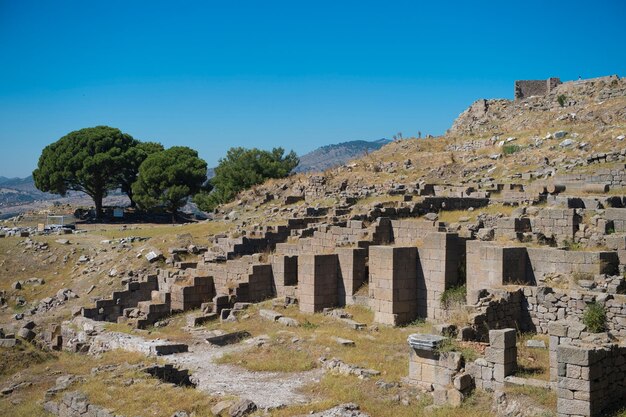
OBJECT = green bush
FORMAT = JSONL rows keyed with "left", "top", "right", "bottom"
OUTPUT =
{"left": 440, "top": 284, "right": 467, "bottom": 309}
{"left": 583, "top": 302, "right": 607, "bottom": 333}
{"left": 557, "top": 94, "right": 567, "bottom": 107}
{"left": 502, "top": 144, "right": 522, "bottom": 155}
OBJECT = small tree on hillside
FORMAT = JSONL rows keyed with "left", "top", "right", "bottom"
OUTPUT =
{"left": 132, "top": 146, "right": 207, "bottom": 220}
{"left": 33, "top": 126, "right": 137, "bottom": 219}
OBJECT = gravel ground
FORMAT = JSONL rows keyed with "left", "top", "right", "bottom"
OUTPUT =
{"left": 90, "top": 328, "right": 323, "bottom": 410}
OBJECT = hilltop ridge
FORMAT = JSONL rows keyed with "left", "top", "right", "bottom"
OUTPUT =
{"left": 294, "top": 138, "right": 392, "bottom": 173}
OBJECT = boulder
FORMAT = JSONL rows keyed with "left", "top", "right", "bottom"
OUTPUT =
{"left": 17, "top": 327, "right": 35, "bottom": 342}
{"left": 228, "top": 399, "right": 257, "bottom": 417}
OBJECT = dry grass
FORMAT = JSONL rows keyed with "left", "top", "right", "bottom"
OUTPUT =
{"left": 75, "top": 364, "right": 216, "bottom": 417}
{"left": 95, "top": 220, "right": 232, "bottom": 251}
{"left": 216, "top": 340, "right": 317, "bottom": 372}
{"left": 515, "top": 333, "right": 550, "bottom": 381}
{"left": 0, "top": 345, "right": 217, "bottom": 417}
{"left": 0, "top": 344, "right": 55, "bottom": 377}
{"left": 0, "top": 348, "right": 154, "bottom": 417}
{"left": 504, "top": 385, "right": 557, "bottom": 410}
{"left": 273, "top": 375, "right": 494, "bottom": 417}
{"left": 203, "top": 303, "right": 430, "bottom": 381}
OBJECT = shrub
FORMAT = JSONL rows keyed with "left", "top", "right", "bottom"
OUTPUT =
{"left": 440, "top": 284, "right": 467, "bottom": 309}
{"left": 561, "top": 239, "right": 583, "bottom": 251}
{"left": 557, "top": 94, "right": 567, "bottom": 107}
{"left": 502, "top": 144, "right": 522, "bottom": 155}
{"left": 301, "top": 319, "right": 319, "bottom": 330}
{"left": 583, "top": 302, "right": 607, "bottom": 333}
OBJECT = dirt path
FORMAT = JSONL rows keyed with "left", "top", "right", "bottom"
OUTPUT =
{"left": 90, "top": 327, "right": 323, "bottom": 410}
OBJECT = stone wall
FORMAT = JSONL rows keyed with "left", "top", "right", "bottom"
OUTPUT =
{"left": 555, "top": 168, "right": 626, "bottom": 188}
{"left": 547, "top": 320, "right": 588, "bottom": 383}
{"left": 298, "top": 254, "right": 338, "bottom": 313}
{"left": 467, "top": 241, "right": 620, "bottom": 303}
{"left": 82, "top": 275, "right": 158, "bottom": 322}
{"left": 494, "top": 217, "right": 532, "bottom": 240}
{"left": 391, "top": 219, "right": 440, "bottom": 246}
{"left": 198, "top": 254, "right": 274, "bottom": 300}
{"left": 205, "top": 224, "right": 291, "bottom": 261}
{"left": 421, "top": 197, "right": 490, "bottom": 212}
{"left": 556, "top": 342, "right": 626, "bottom": 417}
{"left": 526, "top": 248, "right": 619, "bottom": 282}
{"left": 407, "top": 334, "right": 473, "bottom": 406}
{"left": 527, "top": 288, "right": 626, "bottom": 337}
{"left": 243, "top": 264, "right": 274, "bottom": 302}
{"left": 468, "top": 329, "right": 517, "bottom": 391}
{"left": 277, "top": 219, "right": 380, "bottom": 255}
{"left": 470, "top": 287, "right": 626, "bottom": 340}
{"left": 531, "top": 208, "right": 580, "bottom": 242}
{"left": 271, "top": 254, "right": 298, "bottom": 296}
{"left": 466, "top": 242, "right": 530, "bottom": 304}
{"left": 170, "top": 275, "right": 214, "bottom": 311}
{"left": 605, "top": 207, "right": 626, "bottom": 232}
{"left": 469, "top": 290, "right": 528, "bottom": 342}
{"left": 514, "top": 78, "right": 561, "bottom": 100}
{"left": 417, "top": 232, "right": 463, "bottom": 320}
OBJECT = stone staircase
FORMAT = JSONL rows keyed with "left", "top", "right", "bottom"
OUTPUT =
{"left": 121, "top": 290, "right": 171, "bottom": 329}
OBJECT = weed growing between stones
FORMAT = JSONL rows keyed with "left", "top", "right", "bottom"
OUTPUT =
{"left": 440, "top": 284, "right": 467, "bottom": 309}
{"left": 583, "top": 301, "right": 607, "bottom": 333}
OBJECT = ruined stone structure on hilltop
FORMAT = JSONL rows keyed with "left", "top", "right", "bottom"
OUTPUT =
{"left": 514, "top": 77, "right": 562, "bottom": 100}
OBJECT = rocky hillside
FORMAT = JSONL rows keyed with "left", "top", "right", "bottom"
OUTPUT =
{"left": 294, "top": 138, "right": 392, "bottom": 173}
{"left": 216, "top": 75, "right": 626, "bottom": 222}
{"left": 448, "top": 75, "right": 626, "bottom": 137}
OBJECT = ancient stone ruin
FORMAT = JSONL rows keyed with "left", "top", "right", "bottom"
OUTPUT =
{"left": 6, "top": 74, "right": 625, "bottom": 417}
{"left": 515, "top": 77, "right": 562, "bottom": 100}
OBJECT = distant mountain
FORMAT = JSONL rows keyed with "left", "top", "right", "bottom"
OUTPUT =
{"left": 0, "top": 175, "right": 55, "bottom": 206}
{"left": 0, "top": 176, "right": 24, "bottom": 185}
{"left": 0, "top": 175, "right": 41, "bottom": 192}
{"left": 294, "top": 138, "right": 392, "bottom": 173}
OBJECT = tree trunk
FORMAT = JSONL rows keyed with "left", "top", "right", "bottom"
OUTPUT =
{"left": 94, "top": 193, "right": 103, "bottom": 220}
{"left": 127, "top": 190, "right": 136, "bottom": 208}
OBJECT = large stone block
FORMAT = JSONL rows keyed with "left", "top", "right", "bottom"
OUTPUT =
{"left": 557, "top": 345, "right": 603, "bottom": 367}
{"left": 556, "top": 398, "right": 592, "bottom": 416}
{"left": 489, "top": 328, "right": 516, "bottom": 349}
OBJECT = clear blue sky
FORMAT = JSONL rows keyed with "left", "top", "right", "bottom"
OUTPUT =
{"left": 1, "top": 0, "right": 625, "bottom": 177}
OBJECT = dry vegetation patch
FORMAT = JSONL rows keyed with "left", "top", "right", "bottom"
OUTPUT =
{"left": 205, "top": 303, "right": 431, "bottom": 381}
{"left": 514, "top": 333, "right": 550, "bottom": 381}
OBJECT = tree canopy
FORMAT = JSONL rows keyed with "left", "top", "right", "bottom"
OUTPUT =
{"left": 194, "top": 147, "right": 298, "bottom": 212}
{"left": 132, "top": 146, "right": 207, "bottom": 219}
{"left": 118, "top": 141, "right": 165, "bottom": 207}
{"left": 33, "top": 126, "right": 138, "bottom": 218}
